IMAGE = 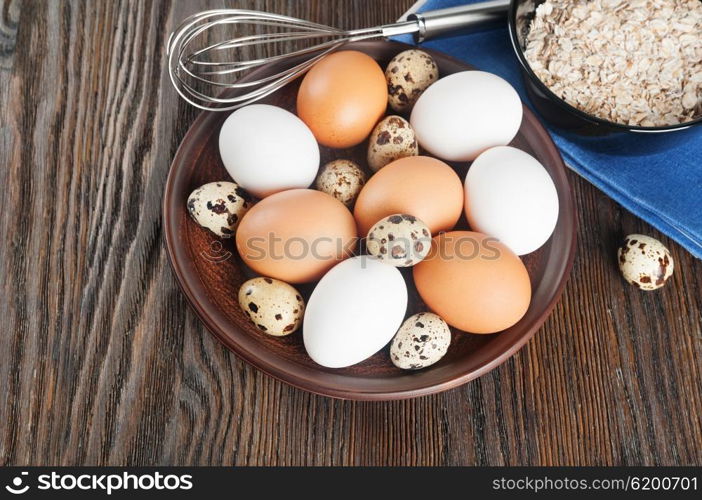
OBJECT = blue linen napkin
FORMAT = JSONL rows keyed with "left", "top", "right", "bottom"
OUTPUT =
{"left": 394, "top": 0, "right": 702, "bottom": 258}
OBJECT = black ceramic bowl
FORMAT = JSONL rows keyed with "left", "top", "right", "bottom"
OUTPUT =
{"left": 508, "top": 0, "right": 702, "bottom": 135}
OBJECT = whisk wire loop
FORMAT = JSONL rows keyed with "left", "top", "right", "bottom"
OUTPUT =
{"left": 166, "top": 9, "right": 415, "bottom": 111}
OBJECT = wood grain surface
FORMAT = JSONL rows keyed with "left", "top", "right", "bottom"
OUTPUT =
{"left": 0, "top": 0, "right": 701, "bottom": 466}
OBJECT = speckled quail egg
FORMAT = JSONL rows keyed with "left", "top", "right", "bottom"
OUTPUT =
{"left": 315, "top": 159, "right": 367, "bottom": 207}
{"left": 386, "top": 49, "right": 439, "bottom": 113}
{"left": 390, "top": 312, "right": 451, "bottom": 370}
{"left": 238, "top": 277, "right": 305, "bottom": 336}
{"left": 367, "top": 115, "right": 419, "bottom": 172}
{"left": 618, "top": 234, "right": 674, "bottom": 291}
{"left": 187, "top": 181, "right": 253, "bottom": 238}
{"left": 366, "top": 214, "right": 431, "bottom": 267}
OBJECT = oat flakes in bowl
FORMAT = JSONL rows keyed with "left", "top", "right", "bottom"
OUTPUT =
{"left": 523, "top": 0, "right": 702, "bottom": 128}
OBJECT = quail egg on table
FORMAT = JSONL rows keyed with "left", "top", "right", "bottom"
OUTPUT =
{"left": 390, "top": 312, "right": 451, "bottom": 370}
{"left": 367, "top": 115, "right": 419, "bottom": 172}
{"left": 315, "top": 159, "right": 367, "bottom": 207}
{"left": 187, "top": 181, "right": 253, "bottom": 238}
{"left": 366, "top": 214, "right": 432, "bottom": 267}
{"left": 238, "top": 277, "right": 305, "bottom": 336}
{"left": 385, "top": 49, "right": 439, "bottom": 113}
{"left": 618, "top": 234, "right": 674, "bottom": 291}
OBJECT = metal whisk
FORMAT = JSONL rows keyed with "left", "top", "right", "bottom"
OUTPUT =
{"left": 166, "top": 0, "right": 509, "bottom": 111}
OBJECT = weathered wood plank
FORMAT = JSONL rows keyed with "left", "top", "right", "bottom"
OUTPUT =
{"left": 0, "top": 0, "right": 700, "bottom": 466}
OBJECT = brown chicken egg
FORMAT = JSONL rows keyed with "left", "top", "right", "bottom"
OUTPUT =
{"left": 236, "top": 189, "right": 357, "bottom": 283}
{"left": 297, "top": 50, "right": 388, "bottom": 148}
{"left": 413, "top": 231, "right": 532, "bottom": 334}
{"left": 353, "top": 155, "right": 463, "bottom": 236}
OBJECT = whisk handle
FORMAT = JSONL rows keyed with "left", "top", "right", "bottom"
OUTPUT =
{"left": 409, "top": 0, "right": 510, "bottom": 43}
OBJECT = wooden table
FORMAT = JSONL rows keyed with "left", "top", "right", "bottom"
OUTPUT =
{"left": 1, "top": 0, "right": 701, "bottom": 466}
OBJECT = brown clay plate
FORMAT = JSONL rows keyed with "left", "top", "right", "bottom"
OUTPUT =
{"left": 163, "top": 40, "right": 577, "bottom": 400}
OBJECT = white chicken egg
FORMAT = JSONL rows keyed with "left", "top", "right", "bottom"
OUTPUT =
{"left": 303, "top": 256, "right": 408, "bottom": 368}
{"left": 410, "top": 71, "right": 522, "bottom": 161}
{"left": 219, "top": 104, "right": 320, "bottom": 198}
{"left": 464, "top": 146, "right": 559, "bottom": 255}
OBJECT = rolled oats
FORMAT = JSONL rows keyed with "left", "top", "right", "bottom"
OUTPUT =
{"left": 524, "top": 0, "right": 702, "bottom": 126}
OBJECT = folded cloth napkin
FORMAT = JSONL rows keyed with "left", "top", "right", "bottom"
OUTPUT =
{"left": 394, "top": 0, "right": 702, "bottom": 258}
